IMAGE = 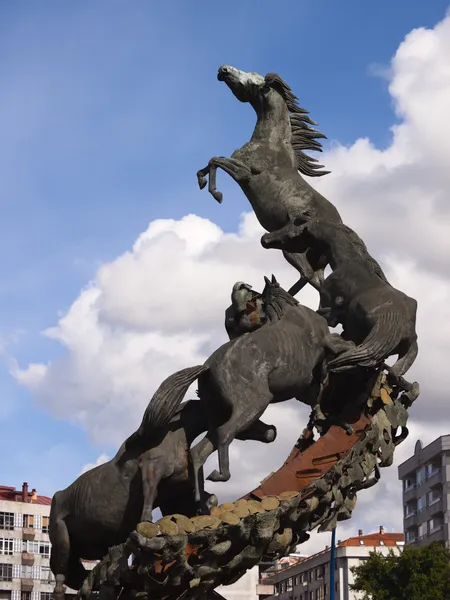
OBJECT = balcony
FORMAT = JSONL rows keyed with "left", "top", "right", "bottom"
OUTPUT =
{"left": 426, "top": 470, "right": 442, "bottom": 487}
{"left": 22, "top": 528, "right": 35, "bottom": 541}
{"left": 256, "top": 583, "right": 275, "bottom": 595}
{"left": 428, "top": 498, "right": 443, "bottom": 515}
{"left": 21, "top": 552, "right": 34, "bottom": 565}
{"left": 21, "top": 580, "right": 34, "bottom": 592}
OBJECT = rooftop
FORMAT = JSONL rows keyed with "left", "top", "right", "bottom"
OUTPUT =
{"left": 0, "top": 482, "right": 52, "bottom": 506}
{"left": 262, "top": 527, "right": 404, "bottom": 580}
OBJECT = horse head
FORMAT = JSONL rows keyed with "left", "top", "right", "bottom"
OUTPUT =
{"left": 217, "top": 65, "right": 266, "bottom": 104}
{"left": 261, "top": 218, "right": 311, "bottom": 253}
{"left": 218, "top": 64, "right": 329, "bottom": 177}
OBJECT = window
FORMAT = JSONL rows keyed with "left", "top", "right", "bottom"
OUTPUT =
{"left": 417, "top": 496, "right": 425, "bottom": 513}
{"left": 429, "top": 516, "right": 443, "bottom": 533}
{"left": 418, "top": 522, "right": 427, "bottom": 539}
{"left": 406, "top": 529, "right": 417, "bottom": 542}
{"left": 428, "top": 488, "right": 441, "bottom": 505}
{"left": 308, "top": 570, "right": 313, "bottom": 582}
{"left": 42, "top": 517, "right": 49, "bottom": 534}
{"left": 21, "top": 566, "right": 34, "bottom": 579}
{"left": 40, "top": 594, "right": 52, "bottom": 600}
{"left": 416, "top": 467, "right": 425, "bottom": 487}
{"left": 0, "top": 563, "right": 12, "bottom": 581}
{"left": 405, "top": 501, "right": 416, "bottom": 518}
{"left": 22, "top": 515, "right": 34, "bottom": 529}
{"left": 0, "top": 538, "right": 13, "bottom": 555}
{"left": 21, "top": 593, "right": 31, "bottom": 600}
{"left": 0, "top": 512, "right": 14, "bottom": 531}
{"left": 309, "top": 593, "right": 313, "bottom": 600}
{"left": 404, "top": 477, "right": 415, "bottom": 491}
{"left": 317, "top": 587, "right": 325, "bottom": 600}
{"left": 287, "top": 578, "right": 293, "bottom": 591}
{"left": 316, "top": 567, "right": 324, "bottom": 579}
{"left": 426, "top": 460, "right": 440, "bottom": 479}
{"left": 26, "top": 541, "right": 50, "bottom": 557}
{"left": 41, "top": 566, "right": 54, "bottom": 583}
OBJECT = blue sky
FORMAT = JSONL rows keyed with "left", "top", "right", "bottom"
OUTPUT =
{"left": 1, "top": 0, "right": 449, "bottom": 495}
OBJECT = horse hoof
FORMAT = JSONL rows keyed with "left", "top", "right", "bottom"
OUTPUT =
{"left": 213, "top": 191, "right": 223, "bottom": 204}
{"left": 206, "top": 469, "right": 229, "bottom": 482}
{"left": 197, "top": 176, "right": 207, "bottom": 190}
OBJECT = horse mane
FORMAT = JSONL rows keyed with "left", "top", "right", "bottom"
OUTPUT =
{"left": 264, "top": 73, "right": 330, "bottom": 178}
{"left": 263, "top": 277, "right": 299, "bottom": 324}
{"left": 338, "top": 223, "right": 389, "bottom": 283}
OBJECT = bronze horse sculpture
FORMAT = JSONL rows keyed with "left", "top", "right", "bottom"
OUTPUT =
{"left": 262, "top": 219, "right": 418, "bottom": 384}
{"left": 50, "top": 373, "right": 276, "bottom": 596}
{"left": 197, "top": 65, "right": 342, "bottom": 294}
{"left": 140, "top": 277, "right": 351, "bottom": 504}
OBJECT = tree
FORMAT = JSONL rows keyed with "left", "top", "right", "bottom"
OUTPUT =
{"left": 350, "top": 541, "right": 450, "bottom": 600}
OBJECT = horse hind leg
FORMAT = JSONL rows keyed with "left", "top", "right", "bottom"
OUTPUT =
{"left": 236, "top": 418, "right": 277, "bottom": 444}
{"left": 389, "top": 339, "right": 418, "bottom": 379}
{"left": 140, "top": 455, "right": 167, "bottom": 523}
{"left": 190, "top": 434, "right": 216, "bottom": 503}
{"left": 385, "top": 339, "right": 420, "bottom": 402}
{"left": 50, "top": 515, "right": 72, "bottom": 599}
{"left": 207, "top": 407, "right": 270, "bottom": 483}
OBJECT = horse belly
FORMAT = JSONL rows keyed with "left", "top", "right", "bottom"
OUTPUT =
{"left": 68, "top": 471, "right": 143, "bottom": 558}
{"left": 242, "top": 174, "right": 294, "bottom": 231}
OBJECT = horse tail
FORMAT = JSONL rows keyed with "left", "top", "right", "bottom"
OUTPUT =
{"left": 125, "top": 365, "right": 208, "bottom": 450}
{"left": 327, "top": 311, "right": 401, "bottom": 372}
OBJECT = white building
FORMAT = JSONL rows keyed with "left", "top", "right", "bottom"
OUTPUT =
{"left": 259, "top": 528, "right": 404, "bottom": 600}
{"left": 0, "top": 482, "right": 54, "bottom": 600}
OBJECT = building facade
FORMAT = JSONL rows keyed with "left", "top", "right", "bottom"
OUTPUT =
{"left": 398, "top": 436, "right": 450, "bottom": 547}
{"left": 259, "top": 529, "right": 404, "bottom": 600}
{"left": 0, "top": 483, "right": 54, "bottom": 600}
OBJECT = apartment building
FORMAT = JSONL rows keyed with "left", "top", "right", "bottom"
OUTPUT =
{"left": 398, "top": 436, "right": 450, "bottom": 547}
{"left": 259, "top": 528, "right": 404, "bottom": 600}
{"left": 0, "top": 482, "right": 54, "bottom": 600}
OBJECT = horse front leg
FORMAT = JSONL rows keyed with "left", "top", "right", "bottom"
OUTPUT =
{"left": 197, "top": 157, "right": 252, "bottom": 204}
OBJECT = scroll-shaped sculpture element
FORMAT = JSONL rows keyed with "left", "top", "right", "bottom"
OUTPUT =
{"left": 197, "top": 65, "right": 342, "bottom": 295}
{"left": 261, "top": 218, "right": 419, "bottom": 388}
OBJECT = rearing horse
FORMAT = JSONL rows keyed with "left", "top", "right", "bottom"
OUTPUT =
{"left": 197, "top": 65, "right": 342, "bottom": 294}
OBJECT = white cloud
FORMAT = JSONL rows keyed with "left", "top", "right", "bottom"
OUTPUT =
{"left": 79, "top": 453, "right": 110, "bottom": 475}
{"left": 12, "top": 12, "right": 450, "bottom": 554}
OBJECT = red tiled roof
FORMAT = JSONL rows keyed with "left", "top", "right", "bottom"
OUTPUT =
{"left": 263, "top": 530, "right": 405, "bottom": 579}
{"left": 339, "top": 532, "right": 404, "bottom": 547}
{"left": 0, "top": 485, "right": 52, "bottom": 506}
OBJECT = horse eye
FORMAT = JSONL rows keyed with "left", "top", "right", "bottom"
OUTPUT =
{"left": 293, "top": 217, "right": 303, "bottom": 226}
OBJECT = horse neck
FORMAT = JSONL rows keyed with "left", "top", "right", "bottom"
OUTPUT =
{"left": 266, "top": 295, "right": 296, "bottom": 323}
{"left": 312, "top": 224, "right": 356, "bottom": 268}
{"left": 250, "top": 93, "right": 291, "bottom": 144}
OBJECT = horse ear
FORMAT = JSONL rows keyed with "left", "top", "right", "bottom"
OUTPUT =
{"left": 264, "top": 276, "right": 271, "bottom": 286}
{"left": 271, "top": 274, "right": 279, "bottom": 285}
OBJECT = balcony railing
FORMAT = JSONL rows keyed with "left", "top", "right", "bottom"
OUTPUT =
{"left": 405, "top": 510, "right": 417, "bottom": 519}
{"left": 21, "top": 552, "right": 34, "bottom": 565}
{"left": 21, "top": 579, "right": 34, "bottom": 591}
{"left": 22, "top": 528, "right": 35, "bottom": 541}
